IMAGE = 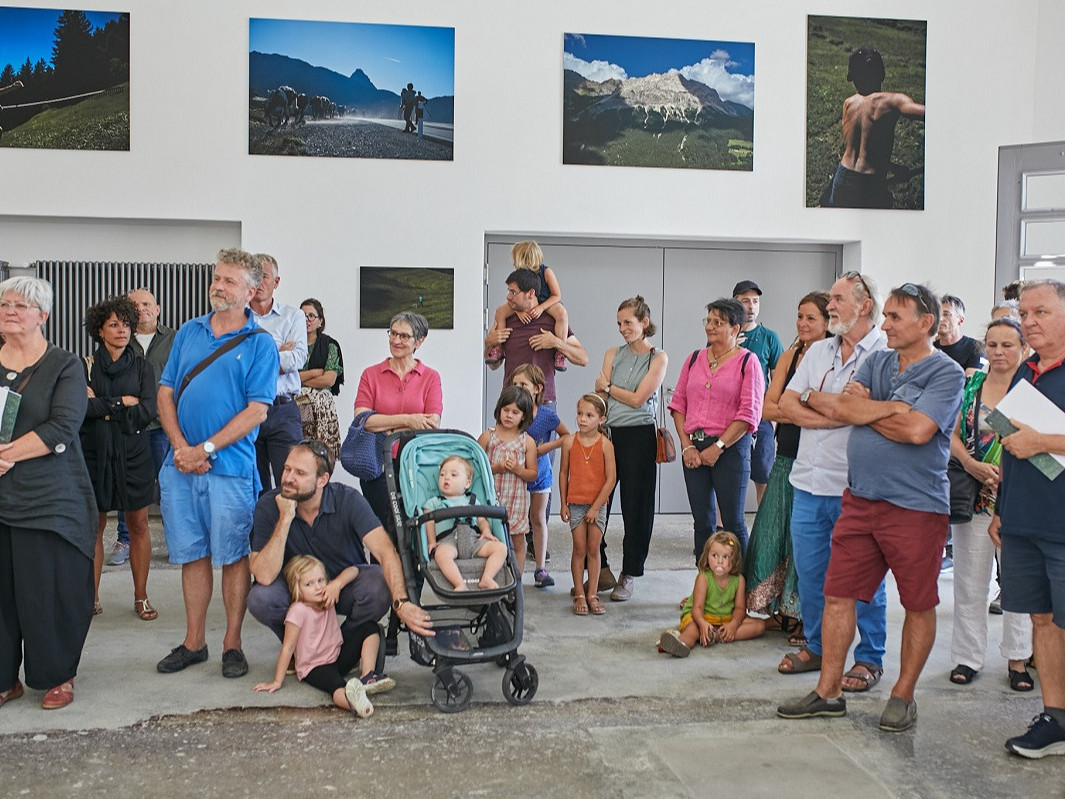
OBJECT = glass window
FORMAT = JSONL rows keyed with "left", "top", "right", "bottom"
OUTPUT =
{"left": 1024, "top": 172, "right": 1065, "bottom": 211}
{"left": 1022, "top": 218, "right": 1065, "bottom": 257}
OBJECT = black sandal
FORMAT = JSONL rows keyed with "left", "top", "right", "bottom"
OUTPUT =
{"left": 949, "top": 664, "right": 977, "bottom": 684}
{"left": 1008, "top": 666, "right": 1034, "bottom": 692}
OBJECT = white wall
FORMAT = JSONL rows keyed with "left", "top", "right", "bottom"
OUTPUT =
{"left": 0, "top": 0, "right": 1055, "bottom": 436}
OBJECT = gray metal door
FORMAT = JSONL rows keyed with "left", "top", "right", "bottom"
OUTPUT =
{"left": 485, "top": 237, "right": 841, "bottom": 513}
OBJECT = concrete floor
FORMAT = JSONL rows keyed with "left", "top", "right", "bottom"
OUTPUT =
{"left": 0, "top": 514, "right": 1060, "bottom": 798}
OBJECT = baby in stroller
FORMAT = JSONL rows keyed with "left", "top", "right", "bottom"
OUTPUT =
{"left": 424, "top": 455, "right": 508, "bottom": 591}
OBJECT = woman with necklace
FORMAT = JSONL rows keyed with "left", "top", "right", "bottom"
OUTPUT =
{"left": 0, "top": 277, "right": 97, "bottom": 710}
{"left": 745, "top": 291, "right": 830, "bottom": 642}
{"left": 81, "top": 296, "right": 159, "bottom": 621}
{"left": 948, "top": 317, "right": 1033, "bottom": 690}
{"left": 593, "top": 296, "right": 668, "bottom": 602}
{"left": 669, "top": 297, "right": 765, "bottom": 559}
{"left": 297, "top": 298, "right": 345, "bottom": 460}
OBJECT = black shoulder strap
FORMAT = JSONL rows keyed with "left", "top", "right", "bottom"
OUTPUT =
{"left": 176, "top": 327, "right": 270, "bottom": 403}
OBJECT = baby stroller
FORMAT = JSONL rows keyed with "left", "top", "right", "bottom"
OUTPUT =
{"left": 384, "top": 429, "right": 538, "bottom": 713}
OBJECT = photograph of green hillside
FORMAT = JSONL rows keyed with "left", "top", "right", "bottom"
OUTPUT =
{"left": 249, "top": 18, "right": 454, "bottom": 160}
{"left": 563, "top": 33, "right": 754, "bottom": 171}
{"left": 360, "top": 267, "right": 454, "bottom": 329}
{"left": 806, "top": 15, "right": 926, "bottom": 209}
{"left": 0, "top": 8, "right": 129, "bottom": 151}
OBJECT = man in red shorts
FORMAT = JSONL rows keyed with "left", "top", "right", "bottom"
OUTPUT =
{"left": 777, "top": 283, "right": 963, "bottom": 731}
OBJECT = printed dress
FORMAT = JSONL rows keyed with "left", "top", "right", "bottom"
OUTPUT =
{"left": 485, "top": 429, "right": 530, "bottom": 536}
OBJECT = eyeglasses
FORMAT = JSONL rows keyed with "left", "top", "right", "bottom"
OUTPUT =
{"left": 303, "top": 313, "right": 320, "bottom": 320}
{"left": 0, "top": 300, "right": 34, "bottom": 313}
{"left": 897, "top": 283, "right": 935, "bottom": 316}
{"left": 387, "top": 329, "right": 414, "bottom": 342}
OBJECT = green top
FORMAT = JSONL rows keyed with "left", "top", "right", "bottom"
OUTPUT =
{"left": 681, "top": 573, "right": 739, "bottom": 618}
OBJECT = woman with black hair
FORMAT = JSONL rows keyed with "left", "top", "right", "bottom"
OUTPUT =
{"left": 298, "top": 298, "right": 345, "bottom": 459}
{"left": 82, "top": 295, "right": 158, "bottom": 621}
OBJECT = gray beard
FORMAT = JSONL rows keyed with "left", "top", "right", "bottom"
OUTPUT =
{"left": 828, "top": 317, "right": 854, "bottom": 336}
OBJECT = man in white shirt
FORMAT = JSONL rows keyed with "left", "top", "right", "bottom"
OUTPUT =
{"left": 774, "top": 271, "right": 889, "bottom": 690}
{"left": 251, "top": 254, "right": 307, "bottom": 493}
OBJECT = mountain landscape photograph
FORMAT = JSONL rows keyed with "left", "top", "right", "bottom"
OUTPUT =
{"left": 563, "top": 33, "right": 754, "bottom": 171}
{"left": 249, "top": 17, "right": 454, "bottom": 160}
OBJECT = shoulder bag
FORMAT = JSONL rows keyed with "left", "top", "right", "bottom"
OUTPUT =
{"left": 340, "top": 409, "right": 385, "bottom": 481}
{"left": 947, "top": 382, "right": 984, "bottom": 524}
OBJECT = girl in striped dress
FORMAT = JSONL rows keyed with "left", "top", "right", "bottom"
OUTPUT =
{"left": 478, "top": 385, "right": 538, "bottom": 575}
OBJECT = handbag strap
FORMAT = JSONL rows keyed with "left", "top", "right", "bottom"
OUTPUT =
{"left": 11, "top": 344, "right": 56, "bottom": 394}
{"left": 176, "top": 328, "right": 270, "bottom": 404}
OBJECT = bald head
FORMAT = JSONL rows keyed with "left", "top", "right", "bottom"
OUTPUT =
{"left": 128, "top": 288, "right": 160, "bottom": 334}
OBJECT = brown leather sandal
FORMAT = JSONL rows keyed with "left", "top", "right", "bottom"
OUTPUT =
{"left": 587, "top": 594, "right": 606, "bottom": 615}
{"left": 573, "top": 594, "right": 589, "bottom": 616}
{"left": 41, "top": 680, "right": 74, "bottom": 710}
{"left": 0, "top": 680, "right": 24, "bottom": 709}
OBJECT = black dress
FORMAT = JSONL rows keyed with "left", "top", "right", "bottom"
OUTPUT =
{"left": 80, "top": 345, "right": 158, "bottom": 511}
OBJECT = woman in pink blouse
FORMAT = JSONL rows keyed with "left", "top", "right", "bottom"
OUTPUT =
{"left": 669, "top": 298, "right": 764, "bottom": 558}
{"left": 353, "top": 312, "right": 442, "bottom": 526}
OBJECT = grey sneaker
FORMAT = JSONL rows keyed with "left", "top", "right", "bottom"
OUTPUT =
{"left": 610, "top": 574, "right": 634, "bottom": 602}
{"left": 108, "top": 541, "right": 130, "bottom": 566}
{"left": 345, "top": 678, "right": 374, "bottom": 718}
{"left": 658, "top": 629, "right": 690, "bottom": 658}
{"left": 879, "top": 696, "right": 917, "bottom": 732}
{"left": 777, "top": 690, "right": 846, "bottom": 719}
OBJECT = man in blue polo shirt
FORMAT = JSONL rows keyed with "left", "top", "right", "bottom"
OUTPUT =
{"left": 155, "top": 248, "right": 279, "bottom": 679}
{"left": 734, "top": 279, "right": 783, "bottom": 505}
{"left": 993, "top": 279, "right": 1065, "bottom": 759}
{"left": 248, "top": 441, "right": 433, "bottom": 687}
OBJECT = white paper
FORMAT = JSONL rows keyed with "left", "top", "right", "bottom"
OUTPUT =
{"left": 995, "top": 379, "right": 1065, "bottom": 468}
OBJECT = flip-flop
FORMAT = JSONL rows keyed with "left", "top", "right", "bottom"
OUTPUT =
{"left": 778, "top": 646, "right": 821, "bottom": 674}
{"left": 843, "top": 661, "right": 884, "bottom": 692}
{"left": 572, "top": 595, "right": 589, "bottom": 616}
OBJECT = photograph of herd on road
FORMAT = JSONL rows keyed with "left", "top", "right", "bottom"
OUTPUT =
{"left": 249, "top": 17, "right": 454, "bottom": 161}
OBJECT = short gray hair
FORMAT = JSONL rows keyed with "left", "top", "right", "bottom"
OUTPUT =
{"left": 1019, "top": 279, "right": 1065, "bottom": 305}
{"left": 216, "top": 248, "right": 263, "bottom": 290}
{"left": 0, "top": 276, "right": 53, "bottom": 313}
{"left": 390, "top": 311, "right": 429, "bottom": 341}
{"left": 254, "top": 252, "right": 278, "bottom": 275}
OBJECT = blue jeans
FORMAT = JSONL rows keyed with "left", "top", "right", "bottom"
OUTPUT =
{"left": 682, "top": 432, "right": 752, "bottom": 558}
{"left": 116, "top": 428, "right": 171, "bottom": 545}
{"left": 791, "top": 488, "right": 886, "bottom": 665}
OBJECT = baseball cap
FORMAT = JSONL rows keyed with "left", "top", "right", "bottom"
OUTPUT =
{"left": 732, "top": 280, "right": 762, "bottom": 297}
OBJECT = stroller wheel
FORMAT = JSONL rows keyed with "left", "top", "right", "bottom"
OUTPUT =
{"left": 431, "top": 667, "right": 473, "bottom": 713}
{"left": 503, "top": 662, "right": 538, "bottom": 705}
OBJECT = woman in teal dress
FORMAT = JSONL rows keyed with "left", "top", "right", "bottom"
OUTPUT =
{"left": 744, "top": 291, "right": 829, "bottom": 637}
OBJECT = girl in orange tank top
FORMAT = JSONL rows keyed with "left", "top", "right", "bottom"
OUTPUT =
{"left": 559, "top": 394, "right": 616, "bottom": 616}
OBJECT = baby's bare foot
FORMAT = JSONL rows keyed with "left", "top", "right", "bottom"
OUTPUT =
{"left": 479, "top": 576, "right": 500, "bottom": 590}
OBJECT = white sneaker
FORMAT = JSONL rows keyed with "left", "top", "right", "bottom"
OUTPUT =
{"left": 108, "top": 541, "right": 130, "bottom": 566}
{"left": 610, "top": 574, "right": 634, "bottom": 602}
{"left": 344, "top": 678, "right": 374, "bottom": 718}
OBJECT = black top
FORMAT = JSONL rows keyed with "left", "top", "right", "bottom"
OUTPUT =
{"left": 251, "top": 482, "right": 383, "bottom": 579}
{"left": 80, "top": 345, "right": 158, "bottom": 511}
{"left": 305, "top": 332, "right": 344, "bottom": 396}
{"left": 935, "top": 336, "right": 983, "bottom": 371}
{"left": 0, "top": 344, "right": 97, "bottom": 558}
{"left": 774, "top": 346, "right": 804, "bottom": 459}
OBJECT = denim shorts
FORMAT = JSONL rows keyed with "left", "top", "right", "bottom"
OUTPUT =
{"left": 159, "top": 462, "right": 256, "bottom": 566}
{"left": 1001, "top": 532, "right": 1065, "bottom": 628}
{"left": 567, "top": 503, "right": 607, "bottom": 532}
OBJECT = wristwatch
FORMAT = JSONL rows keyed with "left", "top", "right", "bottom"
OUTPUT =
{"left": 715, "top": 439, "right": 727, "bottom": 451}
{"left": 392, "top": 597, "right": 411, "bottom": 612}
{"left": 202, "top": 440, "right": 216, "bottom": 456}
{"left": 799, "top": 388, "right": 813, "bottom": 407}
{"left": 605, "top": 384, "right": 612, "bottom": 395}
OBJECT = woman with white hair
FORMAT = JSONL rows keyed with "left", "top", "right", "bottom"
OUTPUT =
{"left": 0, "top": 277, "right": 97, "bottom": 711}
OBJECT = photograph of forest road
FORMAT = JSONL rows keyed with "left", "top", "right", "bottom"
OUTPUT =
{"left": 0, "top": 8, "right": 129, "bottom": 151}
{"left": 806, "top": 15, "right": 926, "bottom": 210}
{"left": 563, "top": 32, "right": 754, "bottom": 171}
{"left": 249, "top": 17, "right": 454, "bottom": 161}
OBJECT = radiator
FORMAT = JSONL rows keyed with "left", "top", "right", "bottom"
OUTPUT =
{"left": 33, "top": 261, "right": 214, "bottom": 358}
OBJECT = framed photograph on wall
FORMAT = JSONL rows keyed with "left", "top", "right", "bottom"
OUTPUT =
{"left": 563, "top": 32, "right": 754, "bottom": 171}
{"left": 806, "top": 15, "right": 927, "bottom": 209}
{"left": 249, "top": 18, "right": 454, "bottom": 160}
{"left": 0, "top": 7, "right": 129, "bottom": 151}
{"left": 360, "top": 266, "right": 454, "bottom": 329}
